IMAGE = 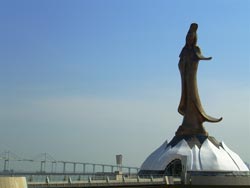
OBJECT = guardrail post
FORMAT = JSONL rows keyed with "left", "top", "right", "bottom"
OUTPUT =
{"left": 166, "top": 176, "right": 174, "bottom": 184}
{"left": 150, "top": 175, "right": 154, "bottom": 182}
{"left": 137, "top": 176, "right": 140, "bottom": 182}
{"left": 68, "top": 176, "right": 72, "bottom": 184}
{"left": 88, "top": 176, "right": 92, "bottom": 183}
{"left": 45, "top": 176, "right": 50, "bottom": 184}
{"left": 106, "top": 176, "right": 109, "bottom": 183}
{"left": 164, "top": 176, "right": 169, "bottom": 184}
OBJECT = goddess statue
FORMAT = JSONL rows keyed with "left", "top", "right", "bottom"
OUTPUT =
{"left": 176, "top": 23, "right": 222, "bottom": 136}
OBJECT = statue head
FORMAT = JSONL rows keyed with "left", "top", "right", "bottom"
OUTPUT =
{"left": 185, "top": 23, "right": 198, "bottom": 47}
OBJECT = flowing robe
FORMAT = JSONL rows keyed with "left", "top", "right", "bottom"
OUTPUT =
{"left": 178, "top": 45, "right": 222, "bottom": 131}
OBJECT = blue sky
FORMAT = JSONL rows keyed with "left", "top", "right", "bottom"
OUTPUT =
{"left": 0, "top": 0, "right": 249, "bottom": 168}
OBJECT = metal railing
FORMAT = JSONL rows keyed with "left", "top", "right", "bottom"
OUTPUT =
{"left": 26, "top": 174, "right": 178, "bottom": 188}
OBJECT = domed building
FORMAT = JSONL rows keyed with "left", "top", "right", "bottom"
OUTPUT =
{"left": 139, "top": 135, "right": 249, "bottom": 175}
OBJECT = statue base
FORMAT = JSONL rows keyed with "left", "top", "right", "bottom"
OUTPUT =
{"left": 175, "top": 125, "right": 208, "bottom": 136}
{"left": 139, "top": 134, "right": 249, "bottom": 175}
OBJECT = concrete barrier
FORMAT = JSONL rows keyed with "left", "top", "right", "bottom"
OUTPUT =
{"left": 191, "top": 176, "right": 250, "bottom": 185}
{"left": 0, "top": 177, "right": 27, "bottom": 188}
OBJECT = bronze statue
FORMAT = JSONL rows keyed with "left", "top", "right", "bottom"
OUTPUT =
{"left": 176, "top": 23, "right": 222, "bottom": 136}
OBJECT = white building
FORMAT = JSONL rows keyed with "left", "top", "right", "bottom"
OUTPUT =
{"left": 139, "top": 135, "right": 249, "bottom": 175}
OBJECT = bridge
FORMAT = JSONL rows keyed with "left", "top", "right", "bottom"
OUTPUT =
{"left": 0, "top": 151, "right": 139, "bottom": 175}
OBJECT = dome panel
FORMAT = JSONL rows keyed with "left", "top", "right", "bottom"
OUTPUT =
{"left": 191, "top": 145, "right": 201, "bottom": 171}
{"left": 200, "top": 139, "right": 239, "bottom": 171}
{"left": 221, "top": 142, "right": 249, "bottom": 171}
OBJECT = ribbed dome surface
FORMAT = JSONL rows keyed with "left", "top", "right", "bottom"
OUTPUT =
{"left": 140, "top": 135, "right": 249, "bottom": 173}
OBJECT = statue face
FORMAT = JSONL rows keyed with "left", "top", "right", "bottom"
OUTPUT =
{"left": 186, "top": 32, "right": 196, "bottom": 46}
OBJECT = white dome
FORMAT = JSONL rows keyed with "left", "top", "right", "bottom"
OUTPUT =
{"left": 140, "top": 138, "right": 249, "bottom": 172}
